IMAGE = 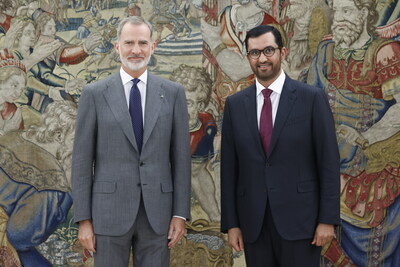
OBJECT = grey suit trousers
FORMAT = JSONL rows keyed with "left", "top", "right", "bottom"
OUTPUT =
{"left": 94, "top": 196, "right": 170, "bottom": 267}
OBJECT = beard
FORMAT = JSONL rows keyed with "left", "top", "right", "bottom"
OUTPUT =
{"left": 332, "top": 16, "right": 364, "bottom": 47}
{"left": 250, "top": 60, "right": 282, "bottom": 84}
{"left": 119, "top": 54, "right": 150, "bottom": 72}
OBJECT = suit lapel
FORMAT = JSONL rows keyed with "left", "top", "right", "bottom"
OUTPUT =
{"left": 142, "top": 73, "right": 163, "bottom": 147}
{"left": 243, "top": 85, "right": 265, "bottom": 158}
{"left": 103, "top": 73, "right": 138, "bottom": 152}
{"left": 269, "top": 77, "right": 297, "bottom": 156}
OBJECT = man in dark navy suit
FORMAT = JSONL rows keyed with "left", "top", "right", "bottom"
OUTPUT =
{"left": 220, "top": 25, "right": 340, "bottom": 267}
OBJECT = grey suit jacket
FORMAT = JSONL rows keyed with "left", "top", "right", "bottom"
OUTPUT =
{"left": 71, "top": 72, "right": 191, "bottom": 236}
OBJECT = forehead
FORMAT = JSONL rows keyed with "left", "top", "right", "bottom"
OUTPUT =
{"left": 247, "top": 32, "right": 277, "bottom": 49}
{"left": 120, "top": 23, "right": 151, "bottom": 40}
{"left": 333, "top": 0, "right": 356, "bottom": 8}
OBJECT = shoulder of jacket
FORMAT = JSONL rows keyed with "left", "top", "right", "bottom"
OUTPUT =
{"left": 84, "top": 72, "right": 118, "bottom": 91}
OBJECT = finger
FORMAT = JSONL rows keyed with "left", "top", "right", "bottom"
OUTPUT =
{"left": 231, "top": 239, "right": 241, "bottom": 252}
{"left": 167, "top": 234, "right": 177, "bottom": 248}
{"left": 229, "top": 239, "right": 239, "bottom": 252}
{"left": 168, "top": 231, "right": 180, "bottom": 248}
{"left": 79, "top": 238, "right": 90, "bottom": 251}
{"left": 83, "top": 237, "right": 96, "bottom": 253}
{"left": 228, "top": 236, "right": 240, "bottom": 252}
{"left": 168, "top": 227, "right": 185, "bottom": 248}
{"left": 318, "top": 236, "right": 327, "bottom": 247}
{"left": 238, "top": 236, "right": 244, "bottom": 251}
{"left": 167, "top": 224, "right": 177, "bottom": 248}
{"left": 167, "top": 225, "right": 175, "bottom": 240}
{"left": 92, "top": 235, "right": 97, "bottom": 253}
{"left": 311, "top": 235, "right": 317, "bottom": 245}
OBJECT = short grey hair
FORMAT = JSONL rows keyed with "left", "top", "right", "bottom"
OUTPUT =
{"left": 117, "top": 16, "right": 153, "bottom": 41}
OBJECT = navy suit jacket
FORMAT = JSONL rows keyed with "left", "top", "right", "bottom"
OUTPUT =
{"left": 221, "top": 75, "right": 340, "bottom": 243}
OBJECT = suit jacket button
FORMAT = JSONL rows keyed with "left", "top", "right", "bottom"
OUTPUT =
{"left": 140, "top": 162, "right": 144, "bottom": 166}
{"left": 266, "top": 162, "right": 271, "bottom": 167}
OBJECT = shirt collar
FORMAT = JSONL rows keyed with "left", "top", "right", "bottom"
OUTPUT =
{"left": 119, "top": 67, "right": 148, "bottom": 86}
{"left": 256, "top": 69, "right": 286, "bottom": 96}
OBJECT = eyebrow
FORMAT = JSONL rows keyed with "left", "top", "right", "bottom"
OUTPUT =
{"left": 123, "top": 40, "right": 149, "bottom": 44}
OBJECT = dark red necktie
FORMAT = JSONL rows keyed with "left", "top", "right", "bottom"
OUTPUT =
{"left": 260, "top": 88, "right": 273, "bottom": 155}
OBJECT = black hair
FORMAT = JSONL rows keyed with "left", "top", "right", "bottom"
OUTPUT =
{"left": 244, "top": 25, "right": 284, "bottom": 51}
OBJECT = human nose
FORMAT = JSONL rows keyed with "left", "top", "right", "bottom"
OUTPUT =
{"left": 130, "top": 43, "right": 141, "bottom": 54}
{"left": 258, "top": 51, "right": 269, "bottom": 61}
{"left": 333, "top": 10, "right": 343, "bottom": 21}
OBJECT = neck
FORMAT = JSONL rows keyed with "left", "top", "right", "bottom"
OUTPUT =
{"left": 258, "top": 70, "right": 282, "bottom": 88}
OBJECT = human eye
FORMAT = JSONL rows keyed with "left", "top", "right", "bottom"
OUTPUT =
{"left": 249, "top": 49, "right": 260, "bottom": 57}
{"left": 264, "top": 46, "right": 275, "bottom": 54}
{"left": 343, "top": 7, "right": 353, "bottom": 14}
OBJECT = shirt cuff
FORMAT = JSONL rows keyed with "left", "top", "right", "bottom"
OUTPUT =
{"left": 173, "top": 215, "right": 186, "bottom": 221}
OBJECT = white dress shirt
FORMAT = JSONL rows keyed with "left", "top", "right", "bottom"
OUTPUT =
{"left": 256, "top": 70, "right": 286, "bottom": 129}
{"left": 120, "top": 67, "right": 147, "bottom": 124}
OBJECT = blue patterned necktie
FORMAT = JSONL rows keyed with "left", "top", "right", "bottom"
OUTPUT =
{"left": 129, "top": 78, "right": 143, "bottom": 153}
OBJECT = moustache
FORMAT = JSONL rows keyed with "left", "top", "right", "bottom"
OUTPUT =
{"left": 127, "top": 54, "right": 145, "bottom": 59}
{"left": 257, "top": 62, "right": 272, "bottom": 67}
{"left": 332, "top": 19, "right": 358, "bottom": 29}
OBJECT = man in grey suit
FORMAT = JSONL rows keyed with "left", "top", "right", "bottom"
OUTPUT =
{"left": 71, "top": 16, "right": 191, "bottom": 267}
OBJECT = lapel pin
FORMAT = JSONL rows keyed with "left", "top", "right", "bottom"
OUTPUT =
{"left": 160, "top": 94, "right": 164, "bottom": 99}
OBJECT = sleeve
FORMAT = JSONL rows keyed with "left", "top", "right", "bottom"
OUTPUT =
{"left": 220, "top": 97, "right": 240, "bottom": 232}
{"left": 170, "top": 85, "right": 192, "bottom": 220}
{"left": 71, "top": 86, "right": 97, "bottom": 223}
{"left": 312, "top": 88, "right": 341, "bottom": 225}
